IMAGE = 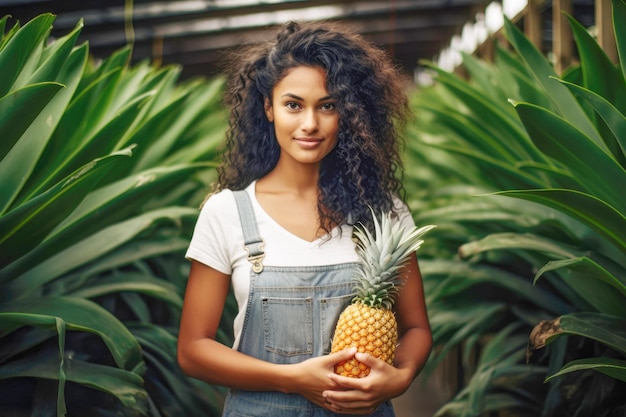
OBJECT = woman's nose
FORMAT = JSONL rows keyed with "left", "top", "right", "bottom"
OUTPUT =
{"left": 300, "top": 109, "right": 319, "bottom": 133}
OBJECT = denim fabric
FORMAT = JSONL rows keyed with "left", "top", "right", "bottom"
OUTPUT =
{"left": 222, "top": 191, "right": 395, "bottom": 417}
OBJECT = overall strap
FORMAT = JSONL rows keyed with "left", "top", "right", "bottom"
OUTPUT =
{"left": 232, "top": 190, "right": 265, "bottom": 273}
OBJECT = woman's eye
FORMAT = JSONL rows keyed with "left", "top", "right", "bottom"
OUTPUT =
{"left": 320, "top": 102, "right": 336, "bottom": 111}
{"left": 286, "top": 102, "right": 300, "bottom": 110}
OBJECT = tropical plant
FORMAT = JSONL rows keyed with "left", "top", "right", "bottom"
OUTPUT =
{"left": 0, "top": 13, "right": 232, "bottom": 416}
{"left": 405, "top": 0, "right": 626, "bottom": 415}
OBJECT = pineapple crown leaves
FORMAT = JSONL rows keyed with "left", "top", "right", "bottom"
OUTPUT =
{"left": 352, "top": 206, "right": 436, "bottom": 309}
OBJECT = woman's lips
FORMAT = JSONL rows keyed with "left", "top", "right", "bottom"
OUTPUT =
{"left": 294, "top": 137, "right": 323, "bottom": 149}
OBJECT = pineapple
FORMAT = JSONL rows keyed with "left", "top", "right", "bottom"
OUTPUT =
{"left": 331, "top": 208, "right": 435, "bottom": 378}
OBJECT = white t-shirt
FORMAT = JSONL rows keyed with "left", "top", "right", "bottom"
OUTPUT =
{"left": 185, "top": 181, "right": 415, "bottom": 348}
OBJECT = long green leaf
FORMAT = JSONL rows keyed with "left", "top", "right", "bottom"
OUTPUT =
{"left": 535, "top": 257, "right": 626, "bottom": 296}
{"left": 0, "top": 312, "right": 67, "bottom": 415}
{"left": 0, "top": 354, "right": 147, "bottom": 411}
{"left": 495, "top": 188, "right": 626, "bottom": 254}
{"left": 459, "top": 232, "right": 578, "bottom": 259}
{"left": 547, "top": 312, "right": 626, "bottom": 355}
{"left": 0, "top": 17, "right": 21, "bottom": 52}
{"left": 512, "top": 102, "right": 626, "bottom": 211}
{"left": 537, "top": 258, "right": 626, "bottom": 316}
{"left": 556, "top": 78, "right": 626, "bottom": 163}
{"left": 68, "top": 274, "right": 183, "bottom": 308}
{"left": 567, "top": 14, "right": 626, "bottom": 114}
{"left": 427, "top": 65, "right": 537, "bottom": 161}
{"left": 494, "top": 45, "right": 553, "bottom": 110}
{"left": 545, "top": 357, "right": 626, "bottom": 383}
{"left": 0, "top": 297, "right": 144, "bottom": 371}
{"left": 0, "top": 15, "right": 8, "bottom": 39}
{"left": 459, "top": 233, "right": 625, "bottom": 315}
{"left": 423, "top": 260, "right": 571, "bottom": 316}
{"left": 26, "top": 19, "right": 83, "bottom": 87}
{"left": 132, "top": 78, "right": 225, "bottom": 170}
{"left": 46, "top": 237, "right": 191, "bottom": 297}
{"left": 3, "top": 164, "right": 208, "bottom": 279}
{"left": 27, "top": 91, "right": 155, "bottom": 198}
{"left": 0, "top": 82, "right": 64, "bottom": 159}
{"left": 0, "top": 148, "right": 134, "bottom": 270}
{"left": 615, "top": 0, "right": 626, "bottom": 79}
{"left": 503, "top": 16, "right": 602, "bottom": 146}
{"left": 4, "top": 207, "right": 197, "bottom": 298}
{"left": 44, "top": 67, "right": 121, "bottom": 155}
{"left": 0, "top": 13, "right": 55, "bottom": 97}
{"left": 0, "top": 43, "right": 88, "bottom": 214}
{"left": 419, "top": 140, "right": 546, "bottom": 189}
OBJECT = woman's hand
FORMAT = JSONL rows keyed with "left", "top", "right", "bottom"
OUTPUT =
{"left": 288, "top": 348, "right": 357, "bottom": 409}
{"left": 322, "top": 352, "right": 413, "bottom": 415}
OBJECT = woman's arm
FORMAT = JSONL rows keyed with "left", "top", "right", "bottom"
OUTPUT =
{"left": 177, "top": 260, "right": 356, "bottom": 406}
{"left": 323, "top": 253, "right": 432, "bottom": 414}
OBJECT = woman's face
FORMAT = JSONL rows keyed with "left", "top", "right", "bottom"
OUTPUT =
{"left": 264, "top": 66, "right": 339, "bottom": 168}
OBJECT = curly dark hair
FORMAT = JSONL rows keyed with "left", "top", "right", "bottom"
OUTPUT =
{"left": 215, "top": 20, "right": 411, "bottom": 233}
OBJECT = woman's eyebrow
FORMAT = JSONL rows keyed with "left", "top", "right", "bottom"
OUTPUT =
{"left": 280, "top": 93, "right": 333, "bottom": 102}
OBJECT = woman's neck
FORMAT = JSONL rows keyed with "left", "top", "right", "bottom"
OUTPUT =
{"left": 259, "top": 159, "right": 320, "bottom": 196}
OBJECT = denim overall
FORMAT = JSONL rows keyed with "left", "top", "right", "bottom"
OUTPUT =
{"left": 221, "top": 190, "right": 395, "bottom": 417}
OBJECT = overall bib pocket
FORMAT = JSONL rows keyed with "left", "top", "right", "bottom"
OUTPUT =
{"left": 262, "top": 297, "right": 313, "bottom": 356}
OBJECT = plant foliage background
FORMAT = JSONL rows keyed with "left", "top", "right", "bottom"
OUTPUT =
{"left": 1, "top": 1, "right": 625, "bottom": 416}
{"left": 0, "top": 12, "right": 231, "bottom": 417}
{"left": 406, "top": 1, "right": 626, "bottom": 416}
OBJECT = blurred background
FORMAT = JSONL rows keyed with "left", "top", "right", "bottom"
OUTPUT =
{"left": 0, "top": 0, "right": 598, "bottom": 82}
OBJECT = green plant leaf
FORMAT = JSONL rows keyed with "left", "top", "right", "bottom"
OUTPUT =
{"left": 0, "top": 17, "right": 21, "bottom": 52}
{"left": 0, "top": 15, "right": 8, "bottom": 39}
{"left": 555, "top": 78, "right": 626, "bottom": 164}
{"left": 0, "top": 13, "right": 55, "bottom": 97}
{"left": 27, "top": 91, "right": 155, "bottom": 199}
{"left": 423, "top": 260, "right": 571, "bottom": 316}
{"left": 4, "top": 206, "right": 197, "bottom": 298}
{"left": 545, "top": 357, "right": 626, "bottom": 383}
{"left": 494, "top": 188, "right": 626, "bottom": 254}
{"left": 615, "top": 0, "right": 626, "bottom": 79}
{"left": 132, "top": 77, "right": 225, "bottom": 171}
{"left": 0, "top": 82, "right": 64, "bottom": 159}
{"left": 1, "top": 164, "right": 208, "bottom": 280}
{"left": 0, "top": 312, "right": 67, "bottom": 415}
{"left": 512, "top": 102, "right": 626, "bottom": 211}
{"left": 535, "top": 257, "right": 626, "bottom": 296}
{"left": 0, "top": 354, "right": 147, "bottom": 411}
{"left": 503, "top": 16, "right": 602, "bottom": 147}
{"left": 0, "top": 296, "right": 144, "bottom": 371}
{"left": 0, "top": 43, "right": 88, "bottom": 214}
{"left": 459, "top": 232, "right": 578, "bottom": 259}
{"left": 45, "top": 237, "right": 191, "bottom": 297}
{"left": 68, "top": 274, "right": 183, "bottom": 308}
{"left": 494, "top": 45, "right": 553, "bottom": 110}
{"left": 566, "top": 14, "right": 626, "bottom": 114}
{"left": 0, "top": 148, "right": 133, "bottom": 270}
{"left": 426, "top": 65, "right": 538, "bottom": 161}
{"left": 27, "top": 18, "right": 83, "bottom": 87}
{"left": 536, "top": 258, "right": 626, "bottom": 316}
{"left": 547, "top": 312, "right": 626, "bottom": 355}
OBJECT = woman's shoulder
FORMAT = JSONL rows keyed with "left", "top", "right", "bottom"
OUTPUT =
{"left": 198, "top": 183, "right": 255, "bottom": 221}
{"left": 201, "top": 188, "right": 236, "bottom": 210}
{"left": 196, "top": 188, "right": 241, "bottom": 226}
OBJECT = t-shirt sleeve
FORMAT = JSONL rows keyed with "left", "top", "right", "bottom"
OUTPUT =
{"left": 185, "top": 190, "right": 238, "bottom": 275}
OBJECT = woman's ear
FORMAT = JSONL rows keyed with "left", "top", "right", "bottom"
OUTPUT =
{"left": 264, "top": 97, "right": 274, "bottom": 122}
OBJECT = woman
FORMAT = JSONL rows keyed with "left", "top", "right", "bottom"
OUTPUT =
{"left": 178, "top": 20, "right": 432, "bottom": 416}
